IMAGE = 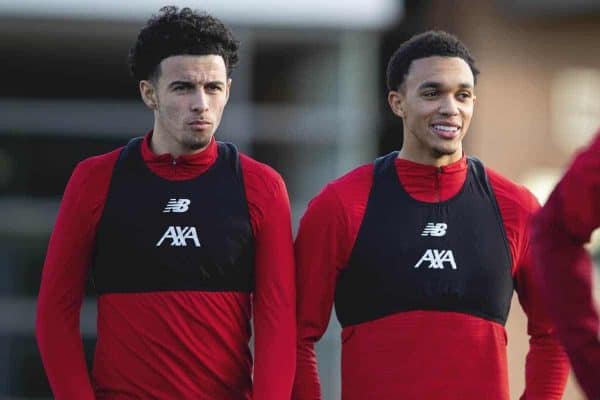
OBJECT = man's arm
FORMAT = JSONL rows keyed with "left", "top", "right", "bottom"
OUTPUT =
{"left": 513, "top": 190, "right": 569, "bottom": 400}
{"left": 36, "top": 158, "right": 110, "bottom": 400}
{"left": 292, "top": 185, "right": 348, "bottom": 400}
{"left": 489, "top": 168, "right": 570, "bottom": 399}
{"left": 532, "top": 133, "right": 600, "bottom": 400}
{"left": 241, "top": 158, "right": 296, "bottom": 400}
{"left": 515, "top": 243, "right": 570, "bottom": 399}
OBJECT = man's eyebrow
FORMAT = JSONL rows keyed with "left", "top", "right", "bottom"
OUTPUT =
{"left": 205, "top": 80, "right": 226, "bottom": 86}
{"left": 168, "top": 79, "right": 226, "bottom": 87}
{"left": 168, "top": 80, "right": 194, "bottom": 88}
{"left": 418, "top": 81, "right": 442, "bottom": 90}
{"left": 417, "top": 81, "right": 474, "bottom": 91}
{"left": 457, "top": 82, "right": 474, "bottom": 90}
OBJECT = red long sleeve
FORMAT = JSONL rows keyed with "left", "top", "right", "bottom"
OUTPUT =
{"left": 36, "top": 150, "right": 117, "bottom": 400}
{"left": 293, "top": 156, "right": 568, "bottom": 399}
{"left": 242, "top": 155, "right": 296, "bottom": 400}
{"left": 36, "top": 134, "right": 295, "bottom": 399}
{"left": 532, "top": 132, "right": 600, "bottom": 400}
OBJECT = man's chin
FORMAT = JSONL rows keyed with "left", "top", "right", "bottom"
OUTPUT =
{"left": 185, "top": 135, "right": 212, "bottom": 151}
{"left": 188, "top": 141, "right": 210, "bottom": 151}
{"left": 432, "top": 147, "right": 459, "bottom": 157}
{"left": 430, "top": 145, "right": 462, "bottom": 162}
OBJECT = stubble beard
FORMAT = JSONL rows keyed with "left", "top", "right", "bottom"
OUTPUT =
{"left": 182, "top": 130, "right": 213, "bottom": 151}
{"left": 412, "top": 130, "right": 458, "bottom": 158}
{"left": 427, "top": 135, "right": 465, "bottom": 165}
{"left": 179, "top": 112, "right": 219, "bottom": 152}
{"left": 431, "top": 143, "right": 457, "bottom": 157}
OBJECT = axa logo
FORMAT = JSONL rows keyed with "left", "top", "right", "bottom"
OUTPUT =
{"left": 421, "top": 222, "right": 447, "bottom": 237}
{"left": 163, "top": 198, "right": 191, "bottom": 213}
{"left": 156, "top": 226, "right": 201, "bottom": 247}
{"left": 414, "top": 249, "right": 457, "bottom": 270}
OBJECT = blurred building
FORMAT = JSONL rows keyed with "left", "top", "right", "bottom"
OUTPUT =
{"left": 1, "top": 0, "right": 599, "bottom": 399}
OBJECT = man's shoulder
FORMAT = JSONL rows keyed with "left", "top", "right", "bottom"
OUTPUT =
{"left": 73, "top": 147, "right": 123, "bottom": 178}
{"left": 485, "top": 166, "right": 539, "bottom": 215}
{"left": 330, "top": 163, "right": 374, "bottom": 188}
{"left": 568, "top": 132, "right": 600, "bottom": 176}
{"left": 61, "top": 147, "right": 124, "bottom": 201}
{"left": 77, "top": 147, "right": 123, "bottom": 171}
{"left": 310, "top": 162, "right": 374, "bottom": 210}
{"left": 239, "top": 152, "right": 286, "bottom": 194}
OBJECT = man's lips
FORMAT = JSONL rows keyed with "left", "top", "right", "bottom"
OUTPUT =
{"left": 431, "top": 123, "right": 461, "bottom": 139}
{"left": 188, "top": 120, "right": 212, "bottom": 129}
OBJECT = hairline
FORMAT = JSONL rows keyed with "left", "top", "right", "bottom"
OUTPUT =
{"left": 146, "top": 53, "right": 231, "bottom": 84}
{"left": 392, "top": 55, "right": 477, "bottom": 93}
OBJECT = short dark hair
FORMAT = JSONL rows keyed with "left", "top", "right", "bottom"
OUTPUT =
{"left": 386, "top": 30, "right": 479, "bottom": 91}
{"left": 129, "top": 6, "right": 239, "bottom": 82}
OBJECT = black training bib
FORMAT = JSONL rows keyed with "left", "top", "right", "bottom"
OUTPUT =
{"left": 335, "top": 153, "right": 513, "bottom": 327}
{"left": 92, "top": 138, "right": 255, "bottom": 294}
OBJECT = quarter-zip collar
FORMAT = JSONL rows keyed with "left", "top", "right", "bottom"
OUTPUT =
{"left": 394, "top": 155, "right": 468, "bottom": 203}
{"left": 140, "top": 131, "right": 218, "bottom": 180}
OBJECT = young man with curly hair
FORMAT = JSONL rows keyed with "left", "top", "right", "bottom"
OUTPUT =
{"left": 293, "top": 31, "right": 569, "bottom": 399}
{"left": 36, "top": 7, "right": 295, "bottom": 399}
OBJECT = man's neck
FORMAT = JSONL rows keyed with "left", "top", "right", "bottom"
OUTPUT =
{"left": 396, "top": 148, "right": 462, "bottom": 168}
{"left": 149, "top": 129, "right": 210, "bottom": 158}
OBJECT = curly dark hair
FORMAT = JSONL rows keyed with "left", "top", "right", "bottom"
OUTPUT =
{"left": 386, "top": 30, "right": 479, "bottom": 91}
{"left": 129, "top": 6, "right": 239, "bottom": 82}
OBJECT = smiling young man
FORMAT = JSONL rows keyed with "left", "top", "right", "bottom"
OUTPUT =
{"left": 36, "top": 7, "right": 295, "bottom": 400}
{"left": 293, "top": 31, "right": 568, "bottom": 399}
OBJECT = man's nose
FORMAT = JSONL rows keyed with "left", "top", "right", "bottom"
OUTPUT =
{"left": 439, "top": 95, "right": 459, "bottom": 115}
{"left": 190, "top": 90, "right": 209, "bottom": 112}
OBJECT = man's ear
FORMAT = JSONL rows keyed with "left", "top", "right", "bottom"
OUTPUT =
{"left": 387, "top": 90, "right": 405, "bottom": 118}
{"left": 225, "top": 78, "right": 232, "bottom": 103}
{"left": 140, "top": 80, "right": 158, "bottom": 110}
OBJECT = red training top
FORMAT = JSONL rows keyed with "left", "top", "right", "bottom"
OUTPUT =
{"left": 293, "top": 155, "right": 569, "bottom": 400}
{"left": 532, "top": 131, "right": 600, "bottom": 400}
{"left": 36, "top": 133, "right": 296, "bottom": 400}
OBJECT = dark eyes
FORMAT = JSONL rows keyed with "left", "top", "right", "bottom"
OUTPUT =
{"left": 173, "top": 84, "right": 192, "bottom": 92}
{"left": 172, "top": 84, "right": 222, "bottom": 93}
{"left": 421, "top": 91, "right": 472, "bottom": 100}
{"left": 206, "top": 84, "right": 223, "bottom": 92}
{"left": 422, "top": 91, "right": 439, "bottom": 97}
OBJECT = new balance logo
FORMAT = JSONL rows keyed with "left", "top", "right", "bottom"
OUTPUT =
{"left": 163, "top": 198, "right": 191, "bottom": 213}
{"left": 414, "top": 249, "right": 457, "bottom": 270}
{"left": 156, "top": 226, "right": 201, "bottom": 247}
{"left": 421, "top": 222, "right": 447, "bottom": 237}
